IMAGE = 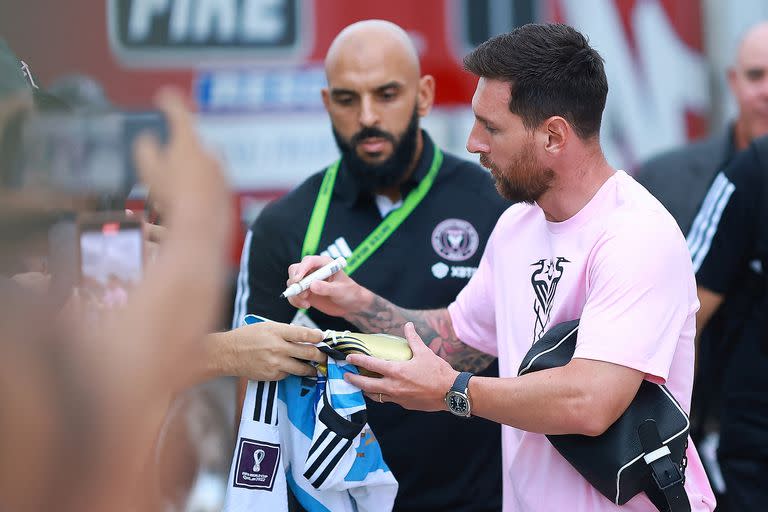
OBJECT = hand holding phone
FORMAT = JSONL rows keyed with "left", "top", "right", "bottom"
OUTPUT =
{"left": 11, "top": 110, "right": 167, "bottom": 202}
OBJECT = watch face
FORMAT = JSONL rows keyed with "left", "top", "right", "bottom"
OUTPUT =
{"left": 447, "top": 392, "right": 469, "bottom": 416}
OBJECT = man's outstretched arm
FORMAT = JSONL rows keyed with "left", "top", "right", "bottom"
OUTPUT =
{"left": 347, "top": 292, "right": 494, "bottom": 373}
{"left": 286, "top": 255, "right": 494, "bottom": 373}
{"left": 345, "top": 323, "right": 645, "bottom": 437}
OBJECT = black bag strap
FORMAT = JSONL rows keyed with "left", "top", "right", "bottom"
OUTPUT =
{"left": 638, "top": 420, "right": 690, "bottom": 512}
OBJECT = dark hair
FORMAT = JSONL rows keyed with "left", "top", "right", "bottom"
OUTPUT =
{"left": 464, "top": 23, "right": 608, "bottom": 139}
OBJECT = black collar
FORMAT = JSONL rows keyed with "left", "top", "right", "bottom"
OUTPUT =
{"left": 333, "top": 130, "right": 436, "bottom": 207}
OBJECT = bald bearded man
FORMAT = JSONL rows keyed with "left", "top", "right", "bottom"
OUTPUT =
{"left": 232, "top": 20, "right": 507, "bottom": 511}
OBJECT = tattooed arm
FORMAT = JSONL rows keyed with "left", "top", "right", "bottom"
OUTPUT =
{"left": 286, "top": 255, "right": 494, "bottom": 373}
{"left": 344, "top": 293, "right": 495, "bottom": 374}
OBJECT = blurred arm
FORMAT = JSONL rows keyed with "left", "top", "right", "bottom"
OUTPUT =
{"left": 693, "top": 287, "right": 725, "bottom": 371}
{"left": 195, "top": 323, "right": 324, "bottom": 384}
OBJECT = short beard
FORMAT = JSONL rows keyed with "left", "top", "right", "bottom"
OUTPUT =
{"left": 480, "top": 141, "right": 554, "bottom": 204}
{"left": 332, "top": 107, "right": 420, "bottom": 193}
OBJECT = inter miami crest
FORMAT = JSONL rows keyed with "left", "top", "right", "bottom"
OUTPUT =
{"left": 431, "top": 218, "right": 479, "bottom": 262}
{"left": 530, "top": 257, "right": 570, "bottom": 341}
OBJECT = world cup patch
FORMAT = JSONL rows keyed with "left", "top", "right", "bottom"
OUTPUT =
{"left": 233, "top": 438, "right": 281, "bottom": 491}
{"left": 431, "top": 219, "right": 479, "bottom": 261}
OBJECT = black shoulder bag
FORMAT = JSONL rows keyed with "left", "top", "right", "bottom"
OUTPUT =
{"left": 518, "top": 320, "right": 691, "bottom": 511}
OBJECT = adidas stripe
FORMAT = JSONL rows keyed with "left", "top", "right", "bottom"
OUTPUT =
{"left": 687, "top": 172, "right": 735, "bottom": 272}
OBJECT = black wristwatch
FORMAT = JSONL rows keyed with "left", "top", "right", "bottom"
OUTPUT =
{"left": 445, "top": 371, "right": 474, "bottom": 418}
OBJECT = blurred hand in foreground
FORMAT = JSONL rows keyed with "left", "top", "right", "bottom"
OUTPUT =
{"left": 12, "top": 89, "right": 235, "bottom": 512}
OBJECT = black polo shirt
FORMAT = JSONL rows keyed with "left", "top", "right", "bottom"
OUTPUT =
{"left": 691, "top": 136, "right": 768, "bottom": 458}
{"left": 236, "top": 131, "right": 508, "bottom": 511}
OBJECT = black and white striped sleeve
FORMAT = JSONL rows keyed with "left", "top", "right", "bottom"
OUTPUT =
{"left": 302, "top": 392, "right": 366, "bottom": 489}
{"left": 687, "top": 144, "right": 763, "bottom": 294}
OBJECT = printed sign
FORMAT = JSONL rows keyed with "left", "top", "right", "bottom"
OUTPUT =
{"left": 108, "top": 0, "right": 306, "bottom": 65}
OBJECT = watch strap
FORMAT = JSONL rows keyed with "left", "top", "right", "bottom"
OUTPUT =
{"left": 451, "top": 371, "right": 474, "bottom": 394}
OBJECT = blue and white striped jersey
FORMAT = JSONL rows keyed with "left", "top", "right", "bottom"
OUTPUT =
{"left": 223, "top": 316, "right": 397, "bottom": 512}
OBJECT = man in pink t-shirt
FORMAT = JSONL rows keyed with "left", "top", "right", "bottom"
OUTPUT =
{"left": 286, "top": 23, "right": 715, "bottom": 511}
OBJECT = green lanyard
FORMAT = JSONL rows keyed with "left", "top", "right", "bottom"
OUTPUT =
{"left": 300, "top": 146, "right": 443, "bottom": 275}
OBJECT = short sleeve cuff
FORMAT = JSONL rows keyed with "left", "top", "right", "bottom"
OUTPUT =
{"left": 448, "top": 301, "right": 498, "bottom": 357}
{"left": 571, "top": 347, "right": 669, "bottom": 384}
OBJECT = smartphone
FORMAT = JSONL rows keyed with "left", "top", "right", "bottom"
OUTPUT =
{"left": 77, "top": 212, "right": 143, "bottom": 308}
{"left": 13, "top": 111, "right": 167, "bottom": 203}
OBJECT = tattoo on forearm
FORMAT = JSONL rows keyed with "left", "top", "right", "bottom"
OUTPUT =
{"left": 347, "top": 296, "right": 494, "bottom": 373}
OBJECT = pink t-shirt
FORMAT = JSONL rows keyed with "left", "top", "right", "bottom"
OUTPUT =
{"left": 448, "top": 171, "right": 715, "bottom": 512}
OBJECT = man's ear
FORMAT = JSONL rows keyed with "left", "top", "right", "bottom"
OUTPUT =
{"left": 543, "top": 116, "right": 569, "bottom": 154}
{"left": 321, "top": 87, "right": 330, "bottom": 112}
{"left": 417, "top": 75, "right": 435, "bottom": 117}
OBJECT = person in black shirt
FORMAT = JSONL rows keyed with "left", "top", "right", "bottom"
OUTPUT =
{"left": 634, "top": 24, "right": 768, "bottom": 505}
{"left": 232, "top": 20, "right": 507, "bottom": 512}
{"left": 687, "top": 134, "right": 768, "bottom": 510}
